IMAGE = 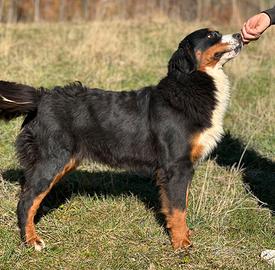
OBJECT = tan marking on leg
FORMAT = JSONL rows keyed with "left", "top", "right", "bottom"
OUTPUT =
{"left": 167, "top": 209, "right": 191, "bottom": 250}
{"left": 186, "top": 183, "right": 189, "bottom": 208}
{"left": 185, "top": 184, "right": 193, "bottom": 237}
{"left": 25, "top": 158, "right": 77, "bottom": 250}
{"left": 155, "top": 169, "right": 170, "bottom": 216}
{"left": 190, "top": 133, "right": 204, "bottom": 162}
{"left": 167, "top": 184, "right": 191, "bottom": 250}
{"left": 156, "top": 169, "right": 192, "bottom": 250}
{"left": 159, "top": 185, "right": 170, "bottom": 216}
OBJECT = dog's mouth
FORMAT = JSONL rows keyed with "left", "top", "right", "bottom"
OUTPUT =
{"left": 219, "top": 42, "right": 242, "bottom": 58}
{"left": 231, "top": 33, "right": 243, "bottom": 54}
{"left": 221, "top": 39, "right": 243, "bottom": 60}
{"left": 228, "top": 38, "right": 243, "bottom": 53}
{"left": 221, "top": 33, "right": 243, "bottom": 55}
{"left": 234, "top": 42, "right": 243, "bottom": 53}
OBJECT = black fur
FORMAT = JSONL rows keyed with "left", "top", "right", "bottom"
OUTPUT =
{"left": 0, "top": 28, "right": 229, "bottom": 249}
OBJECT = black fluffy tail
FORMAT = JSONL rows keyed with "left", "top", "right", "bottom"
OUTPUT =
{"left": 0, "top": 81, "right": 42, "bottom": 121}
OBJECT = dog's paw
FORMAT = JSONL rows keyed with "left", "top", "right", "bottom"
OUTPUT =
{"left": 34, "top": 238, "right": 45, "bottom": 251}
{"left": 172, "top": 237, "right": 192, "bottom": 250}
{"left": 171, "top": 229, "right": 193, "bottom": 251}
{"left": 27, "top": 237, "right": 46, "bottom": 252}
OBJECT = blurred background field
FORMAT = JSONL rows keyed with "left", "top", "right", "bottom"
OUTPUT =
{"left": 0, "top": 0, "right": 273, "bottom": 24}
{"left": 0, "top": 1, "right": 274, "bottom": 270}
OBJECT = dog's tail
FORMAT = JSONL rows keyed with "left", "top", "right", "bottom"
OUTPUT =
{"left": 0, "top": 81, "right": 42, "bottom": 121}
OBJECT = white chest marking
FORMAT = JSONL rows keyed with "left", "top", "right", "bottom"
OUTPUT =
{"left": 198, "top": 66, "right": 230, "bottom": 160}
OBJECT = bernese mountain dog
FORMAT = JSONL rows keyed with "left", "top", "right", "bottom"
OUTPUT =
{"left": 0, "top": 28, "right": 242, "bottom": 251}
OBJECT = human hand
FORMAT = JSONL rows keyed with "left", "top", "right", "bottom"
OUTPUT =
{"left": 241, "top": 12, "right": 271, "bottom": 44}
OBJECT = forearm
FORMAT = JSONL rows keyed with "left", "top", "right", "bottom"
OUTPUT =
{"left": 262, "top": 6, "right": 275, "bottom": 25}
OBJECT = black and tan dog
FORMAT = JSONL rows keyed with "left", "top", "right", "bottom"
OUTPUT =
{"left": 0, "top": 28, "right": 242, "bottom": 251}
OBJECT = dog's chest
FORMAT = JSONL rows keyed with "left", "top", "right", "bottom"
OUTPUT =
{"left": 192, "top": 67, "right": 230, "bottom": 162}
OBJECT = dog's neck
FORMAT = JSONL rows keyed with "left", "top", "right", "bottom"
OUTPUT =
{"left": 196, "top": 66, "right": 231, "bottom": 161}
{"left": 205, "top": 66, "right": 231, "bottom": 122}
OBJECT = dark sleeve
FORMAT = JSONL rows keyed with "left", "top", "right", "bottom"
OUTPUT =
{"left": 262, "top": 6, "right": 275, "bottom": 25}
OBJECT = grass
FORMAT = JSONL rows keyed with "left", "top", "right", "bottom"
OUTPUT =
{"left": 0, "top": 20, "right": 274, "bottom": 269}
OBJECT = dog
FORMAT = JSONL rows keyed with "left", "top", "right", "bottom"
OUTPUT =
{"left": 0, "top": 28, "right": 242, "bottom": 251}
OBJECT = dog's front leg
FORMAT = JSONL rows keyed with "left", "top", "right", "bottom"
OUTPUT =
{"left": 156, "top": 159, "right": 193, "bottom": 250}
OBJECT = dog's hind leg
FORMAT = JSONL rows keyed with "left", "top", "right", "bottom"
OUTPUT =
{"left": 17, "top": 156, "right": 78, "bottom": 251}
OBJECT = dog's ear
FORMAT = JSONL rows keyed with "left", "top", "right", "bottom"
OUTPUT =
{"left": 168, "top": 40, "right": 197, "bottom": 75}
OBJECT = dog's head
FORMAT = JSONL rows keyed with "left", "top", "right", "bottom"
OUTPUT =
{"left": 168, "top": 28, "right": 242, "bottom": 75}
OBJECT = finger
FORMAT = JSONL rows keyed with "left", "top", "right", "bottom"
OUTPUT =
{"left": 240, "top": 31, "right": 248, "bottom": 42}
{"left": 241, "top": 30, "right": 259, "bottom": 44}
{"left": 241, "top": 36, "right": 250, "bottom": 43}
{"left": 241, "top": 28, "right": 250, "bottom": 41}
{"left": 242, "top": 38, "right": 250, "bottom": 44}
{"left": 241, "top": 26, "right": 259, "bottom": 40}
{"left": 241, "top": 32, "right": 253, "bottom": 43}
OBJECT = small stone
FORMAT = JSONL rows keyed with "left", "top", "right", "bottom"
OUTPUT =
{"left": 261, "top": 250, "right": 275, "bottom": 266}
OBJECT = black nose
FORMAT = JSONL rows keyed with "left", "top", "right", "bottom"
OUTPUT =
{"left": 233, "top": 33, "right": 242, "bottom": 41}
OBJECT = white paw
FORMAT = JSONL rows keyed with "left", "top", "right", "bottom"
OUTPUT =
{"left": 34, "top": 239, "right": 45, "bottom": 252}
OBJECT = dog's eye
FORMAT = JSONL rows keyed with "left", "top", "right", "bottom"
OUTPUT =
{"left": 207, "top": 33, "right": 214, "bottom": 39}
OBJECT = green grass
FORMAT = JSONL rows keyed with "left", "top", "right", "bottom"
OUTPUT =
{"left": 0, "top": 21, "right": 274, "bottom": 270}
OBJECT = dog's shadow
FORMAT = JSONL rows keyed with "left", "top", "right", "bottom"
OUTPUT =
{"left": 212, "top": 131, "right": 275, "bottom": 213}
{"left": 2, "top": 131, "right": 275, "bottom": 226}
{"left": 3, "top": 168, "right": 165, "bottom": 225}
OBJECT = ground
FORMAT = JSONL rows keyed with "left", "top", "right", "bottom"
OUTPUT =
{"left": 0, "top": 20, "right": 274, "bottom": 270}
